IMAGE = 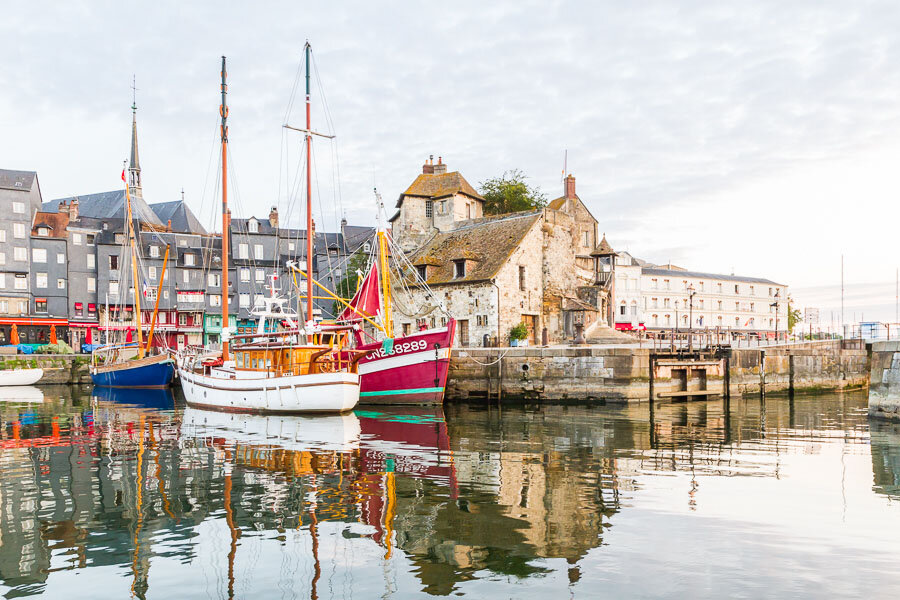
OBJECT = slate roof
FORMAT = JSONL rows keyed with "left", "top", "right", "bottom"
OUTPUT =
{"left": 342, "top": 225, "right": 375, "bottom": 253}
{"left": 397, "top": 171, "right": 483, "bottom": 207}
{"left": 642, "top": 266, "right": 784, "bottom": 286}
{"left": 150, "top": 200, "right": 207, "bottom": 234}
{"left": 0, "top": 169, "right": 37, "bottom": 192}
{"left": 408, "top": 210, "right": 542, "bottom": 285}
{"left": 44, "top": 190, "right": 164, "bottom": 227}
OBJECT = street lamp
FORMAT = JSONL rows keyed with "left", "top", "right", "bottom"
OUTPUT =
{"left": 686, "top": 284, "right": 696, "bottom": 351}
{"left": 770, "top": 289, "right": 780, "bottom": 343}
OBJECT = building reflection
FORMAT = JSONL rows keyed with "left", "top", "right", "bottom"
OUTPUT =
{"left": 870, "top": 420, "right": 900, "bottom": 500}
{"left": 0, "top": 389, "right": 884, "bottom": 598}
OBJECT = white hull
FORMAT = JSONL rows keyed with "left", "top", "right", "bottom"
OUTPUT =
{"left": 181, "top": 406, "right": 361, "bottom": 452}
{"left": 0, "top": 385, "right": 44, "bottom": 403}
{"left": 178, "top": 367, "right": 360, "bottom": 414}
{"left": 0, "top": 368, "right": 43, "bottom": 386}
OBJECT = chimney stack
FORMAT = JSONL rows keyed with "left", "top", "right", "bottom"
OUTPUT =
{"left": 269, "top": 207, "right": 279, "bottom": 228}
{"left": 167, "top": 219, "right": 172, "bottom": 232}
{"left": 422, "top": 155, "right": 435, "bottom": 175}
{"left": 69, "top": 199, "right": 79, "bottom": 221}
{"left": 433, "top": 156, "right": 447, "bottom": 175}
{"left": 565, "top": 174, "right": 576, "bottom": 200}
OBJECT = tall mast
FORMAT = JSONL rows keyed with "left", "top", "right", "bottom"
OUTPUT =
{"left": 220, "top": 56, "right": 231, "bottom": 360}
{"left": 376, "top": 192, "right": 393, "bottom": 336}
{"left": 305, "top": 42, "right": 314, "bottom": 323}
{"left": 124, "top": 162, "right": 144, "bottom": 357}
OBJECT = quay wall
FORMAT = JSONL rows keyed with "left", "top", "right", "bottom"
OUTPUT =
{"left": 448, "top": 341, "right": 868, "bottom": 403}
{"left": 869, "top": 341, "right": 900, "bottom": 421}
{"left": 0, "top": 355, "right": 92, "bottom": 385}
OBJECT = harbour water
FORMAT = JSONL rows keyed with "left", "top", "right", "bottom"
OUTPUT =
{"left": 0, "top": 387, "right": 898, "bottom": 598}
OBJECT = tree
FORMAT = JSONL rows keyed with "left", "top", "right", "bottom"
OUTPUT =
{"left": 787, "top": 296, "right": 802, "bottom": 331}
{"left": 478, "top": 169, "right": 547, "bottom": 215}
{"left": 331, "top": 249, "right": 372, "bottom": 318}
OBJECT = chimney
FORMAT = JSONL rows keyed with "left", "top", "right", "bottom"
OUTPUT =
{"left": 167, "top": 219, "right": 172, "bottom": 232}
{"left": 58, "top": 201, "right": 69, "bottom": 216}
{"left": 433, "top": 156, "right": 447, "bottom": 175}
{"left": 422, "top": 155, "right": 435, "bottom": 175}
{"left": 269, "top": 206, "right": 279, "bottom": 228}
{"left": 565, "top": 174, "right": 576, "bottom": 200}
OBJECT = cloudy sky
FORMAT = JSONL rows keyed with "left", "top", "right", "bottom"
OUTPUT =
{"left": 3, "top": 1, "right": 900, "bottom": 322}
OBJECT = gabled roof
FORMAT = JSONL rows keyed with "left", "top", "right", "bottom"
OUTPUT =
{"left": 547, "top": 195, "right": 576, "bottom": 210}
{"left": 0, "top": 169, "right": 37, "bottom": 192}
{"left": 408, "top": 211, "right": 542, "bottom": 285}
{"left": 44, "top": 190, "right": 164, "bottom": 227}
{"left": 397, "top": 171, "right": 483, "bottom": 206}
{"left": 150, "top": 200, "right": 207, "bottom": 234}
{"left": 591, "top": 234, "right": 616, "bottom": 257}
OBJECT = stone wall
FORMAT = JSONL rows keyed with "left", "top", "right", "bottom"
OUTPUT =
{"left": 0, "top": 355, "right": 91, "bottom": 384}
{"left": 448, "top": 341, "right": 870, "bottom": 403}
{"left": 869, "top": 341, "right": 900, "bottom": 421}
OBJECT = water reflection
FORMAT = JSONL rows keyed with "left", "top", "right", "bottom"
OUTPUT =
{"left": 0, "top": 389, "right": 897, "bottom": 598}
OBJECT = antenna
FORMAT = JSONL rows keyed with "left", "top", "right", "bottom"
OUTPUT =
{"left": 131, "top": 75, "right": 138, "bottom": 111}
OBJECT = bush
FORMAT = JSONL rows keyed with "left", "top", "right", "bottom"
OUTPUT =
{"left": 509, "top": 322, "right": 528, "bottom": 341}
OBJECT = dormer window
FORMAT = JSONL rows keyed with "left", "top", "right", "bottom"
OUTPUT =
{"left": 150, "top": 246, "right": 159, "bottom": 258}
{"left": 37, "top": 227, "right": 49, "bottom": 237}
{"left": 248, "top": 218, "right": 259, "bottom": 234}
{"left": 453, "top": 259, "right": 466, "bottom": 279}
{"left": 416, "top": 265, "right": 427, "bottom": 280}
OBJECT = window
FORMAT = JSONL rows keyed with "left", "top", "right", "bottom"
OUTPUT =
{"left": 108, "top": 255, "right": 116, "bottom": 270}
{"left": 115, "top": 234, "right": 125, "bottom": 244}
{"left": 717, "top": 315, "right": 723, "bottom": 325}
{"left": 0, "top": 273, "right": 4, "bottom": 288}
{"left": 699, "top": 281, "right": 704, "bottom": 291}
{"left": 735, "top": 317, "right": 740, "bottom": 326}
{"left": 239, "top": 293, "right": 250, "bottom": 307}
{"left": 750, "top": 302, "right": 755, "bottom": 312}
{"left": 734, "top": 284, "right": 740, "bottom": 294}
{"left": 146, "top": 266, "right": 156, "bottom": 280}
{"left": 768, "top": 287, "right": 773, "bottom": 296}
{"left": 150, "top": 246, "right": 159, "bottom": 258}
{"left": 239, "top": 244, "right": 249, "bottom": 259}
{"left": 519, "top": 266, "right": 526, "bottom": 291}
{"left": 466, "top": 203, "right": 471, "bottom": 219}
{"left": 208, "top": 273, "right": 220, "bottom": 287}
{"left": 184, "top": 253, "right": 195, "bottom": 266}
{"left": 32, "top": 248, "right": 47, "bottom": 263}
{"left": 254, "top": 294, "right": 264, "bottom": 307}
{"left": 72, "top": 232, "right": 83, "bottom": 245}
{"left": 74, "top": 302, "right": 83, "bottom": 317}
{"left": 110, "top": 281, "right": 119, "bottom": 295}
{"left": 57, "top": 253, "right": 65, "bottom": 264}
{"left": 179, "top": 313, "right": 187, "bottom": 326}
{"left": 240, "top": 268, "right": 250, "bottom": 282}
{"left": 17, "top": 300, "right": 26, "bottom": 313}
{"left": 87, "top": 277, "right": 96, "bottom": 292}
{"left": 14, "top": 247, "right": 26, "bottom": 261}
{"left": 0, "top": 230, "right": 4, "bottom": 243}
{"left": 35, "top": 299, "right": 47, "bottom": 313}
{"left": 254, "top": 244, "right": 263, "bottom": 260}
{"left": 619, "top": 304, "right": 627, "bottom": 316}
{"left": 163, "top": 290, "right": 169, "bottom": 299}
{"left": 86, "top": 234, "right": 95, "bottom": 245}
{"left": 416, "top": 265, "right": 427, "bottom": 280}
{"left": 288, "top": 242, "right": 295, "bottom": 252}
{"left": 182, "top": 270, "right": 189, "bottom": 284}
{"left": 583, "top": 231, "right": 590, "bottom": 248}
{"left": 664, "top": 298, "right": 670, "bottom": 308}
{"left": 652, "top": 297, "right": 658, "bottom": 308}
{"left": 664, "top": 279, "right": 670, "bottom": 290}
{"left": 0, "top": 300, "right": 6, "bottom": 313}
{"left": 749, "top": 285, "right": 755, "bottom": 296}
{"left": 651, "top": 278, "right": 658, "bottom": 289}
{"left": 440, "top": 200, "right": 447, "bottom": 214}
{"left": 57, "top": 278, "right": 65, "bottom": 289}
{"left": 630, "top": 303, "right": 638, "bottom": 316}
{"left": 210, "top": 294, "right": 222, "bottom": 307}
{"left": 37, "top": 227, "right": 49, "bottom": 237}
{"left": 735, "top": 302, "right": 740, "bottom": 311}
{"left": 248, "top": 219, "right": 259, "bottom": 233}
{"left": 717, "top": 300, "right": 723, "bottom": 309}
{"left": 12, "top": 202, "right": 24, "bottom": 214}
{"left": 0, "top": 252, "right": 4, "bottom": 265}
{"left": 15, "top": 274, "right": 27, "bottom": 290}
{"left": 425, "top": 200, "right": 433, "bottom": 218}
{"left": 717, "top": 282, "right": 723, "bottom": 293}
{"left": 453, "top": 259, "right": 466, "bottom": 279}
{"left": 402, "top": 323, "right": 411, "bottom": 336}
{"left": 255, "top": 269, "right": 265, "bottom": 283}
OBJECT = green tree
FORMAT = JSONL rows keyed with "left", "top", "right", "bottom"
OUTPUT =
{"left": 787, "top": 296, "right": 802, "bottom": 330}
{"left": 331, "top": 249, "right": 372, "bottom": 318}
{"left": 478, "top": 169, "right": 547, "bottom": 215}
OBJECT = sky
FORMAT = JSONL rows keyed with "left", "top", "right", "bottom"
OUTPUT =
{"left": 2, "top": 1, "right": 900, "bottom": 322}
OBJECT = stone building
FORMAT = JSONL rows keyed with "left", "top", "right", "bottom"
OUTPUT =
{"left": 391, "top": 160, "right": 604, "bottom": 346}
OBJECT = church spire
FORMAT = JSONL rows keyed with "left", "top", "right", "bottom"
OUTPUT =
{"left": 128, "top": 75, "right": 142, "bottom": 198}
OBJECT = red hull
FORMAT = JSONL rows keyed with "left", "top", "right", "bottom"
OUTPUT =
{"left": 356, "top": 319, "right": 456, "bottom": 405}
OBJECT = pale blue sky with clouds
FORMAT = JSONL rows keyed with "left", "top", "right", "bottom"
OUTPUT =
{"left": 2, "top": 1, "right": 900, "bottom": 321}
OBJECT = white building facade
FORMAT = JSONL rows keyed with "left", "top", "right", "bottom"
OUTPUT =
{"left": 615, "top": 262, "right": 788, "bottom": 336}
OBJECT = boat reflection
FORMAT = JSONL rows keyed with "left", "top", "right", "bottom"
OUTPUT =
{"left": 90, "top": 385, "right": 175, "bottom": 411}
{"left": 0, "top": 386, "right": 43, "bottom": 403}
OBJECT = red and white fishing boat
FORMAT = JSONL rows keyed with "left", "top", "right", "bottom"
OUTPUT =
{"left": 316, "top": 195, "right": 455, "bottom": 405}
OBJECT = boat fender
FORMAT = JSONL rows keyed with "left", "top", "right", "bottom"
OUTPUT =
{"left": 382, "top": 338, "right": 394, "bottom": 355}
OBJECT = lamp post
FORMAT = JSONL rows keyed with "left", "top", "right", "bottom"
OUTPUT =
{"left": 770, "top": 289, "right": 780, "bottom": 344}
{"left": 686, "top": 284, "right": 696, "bottom": 351}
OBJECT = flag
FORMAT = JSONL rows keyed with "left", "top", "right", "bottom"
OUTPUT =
{"left": 121, "top": 169, "right": 126, "bottom": 182}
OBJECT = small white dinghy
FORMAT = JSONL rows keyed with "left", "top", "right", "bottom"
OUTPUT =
{"left": 0, "top": 368, "right": 43, "bottom": 386}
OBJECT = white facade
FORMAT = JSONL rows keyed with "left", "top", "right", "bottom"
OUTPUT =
{"left": 614, "top": 258, "right": 788, "bottom": 333}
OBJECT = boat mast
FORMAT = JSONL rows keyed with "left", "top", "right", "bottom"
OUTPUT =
{"left": 304, "top": 42, "right": 314, "bottom": 324}
{"left": 124, "top": 162, "right": 144, "bottom": 357}
{"left": 376, "top": 193, "right": 393, "bottom": 336}
{"left": 220, "top": 56, "right": 231, "bottom": 360}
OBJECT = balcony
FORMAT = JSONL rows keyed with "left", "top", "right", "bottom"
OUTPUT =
{"left": 595, "top": 271, "right": 613, "bottom": 287}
